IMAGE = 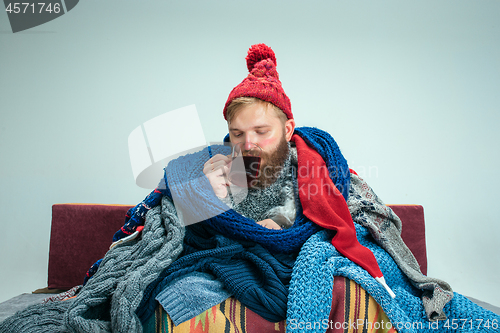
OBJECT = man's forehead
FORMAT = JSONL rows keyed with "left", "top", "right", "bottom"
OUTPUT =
{"left": 228, "top": 104, "right": 281, "bottom": 130}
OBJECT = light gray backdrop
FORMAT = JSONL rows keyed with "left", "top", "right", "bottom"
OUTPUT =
{"left": 1, "top": 0, "right": 499, "bottom": 307}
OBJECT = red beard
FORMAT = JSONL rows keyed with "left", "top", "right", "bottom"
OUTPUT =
{"left": 252, "top": 134, "right": 289, "bottom": 189}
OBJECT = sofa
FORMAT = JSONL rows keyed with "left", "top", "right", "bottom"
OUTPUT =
{"left": 1, "top": 203, "right": 498, "bottom": 325}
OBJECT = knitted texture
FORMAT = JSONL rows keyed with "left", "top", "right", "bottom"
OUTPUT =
{"left": 163, "top": 127, "right": 351, "bottom": 254}
{"left": 0, "top": 301, "right": 71, "bottom": 333}
{"left": 292, "top": 127, "right": 350, "bottom": 200}
{"left": 291, "top": 132, "right": 384, "bottom": 281}
{"left": 347, "top": 172, "right": 454, "bottom": 321}
{"left": 223, "top": 43, "right": 292, "bottom": 119}
{"left": 0, "top": 196, "right": 184, "bottom": 333}
{"left": 287, "top": 230, "right": 500, "bottom": 333}
{"left": 137, "top": 223, "right": 295, "bottom": 324}
{"left": 287, "top": 174, "right": 500, "bottom": 332}
{"left": 42, "top": 285, "right": 82, "bottom": 304}
{"left": 220, "top": 142, "right": 297, "bottom": 223}
{"left": 112, "top": 185, "right": 166, "bottom": 242}
{"left": 154, "top": 271, "right": 231, "bottom": 326}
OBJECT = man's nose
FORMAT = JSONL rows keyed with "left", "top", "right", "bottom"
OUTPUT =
{"left": 240, "top": 133, "right": 256, "bottom": 146}
{"left": 243, "top": 140, "right": 254, "bottom": 151}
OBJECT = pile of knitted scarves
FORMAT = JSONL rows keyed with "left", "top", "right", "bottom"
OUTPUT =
{"left": 111, "top": 126, "right": 386, "bottom": 282}
{"left": 2, "top": 126, "right": 498, "bottom": 333}
{"left": 287, "top": 172, "right": 500, "bottom": 332}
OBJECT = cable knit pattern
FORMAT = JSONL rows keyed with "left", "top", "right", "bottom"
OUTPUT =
{"left": 137, "top": 225, "right": 295, "bottom": 323}
{"left": 0, "top": 196, "right": 184, "bottom": 333}
{"left": 288, "top": 228, "right": 500, "bottom": 333}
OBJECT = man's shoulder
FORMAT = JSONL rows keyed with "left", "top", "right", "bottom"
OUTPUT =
{"left": 294, "top": 126, "right": 332, "bottom": 137}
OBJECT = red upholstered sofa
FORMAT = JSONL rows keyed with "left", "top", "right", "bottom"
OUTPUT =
{"left": 47, "top": 203, "right": 428, "bottom": 290}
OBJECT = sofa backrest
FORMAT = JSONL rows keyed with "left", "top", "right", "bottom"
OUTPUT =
{"left": 47, "top": 203, "right": 427, "bottom": 290}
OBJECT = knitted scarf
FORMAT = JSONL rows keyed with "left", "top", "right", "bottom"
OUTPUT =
{"left": 291, "top": 131, "right": 388, "bottom": 291}
{"left": 113, "top": 127, "right": 348, "bottom": 245}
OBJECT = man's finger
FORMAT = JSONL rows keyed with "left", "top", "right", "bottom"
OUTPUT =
{"left": 211, "top": 154, "right": 231, "bottom": 163}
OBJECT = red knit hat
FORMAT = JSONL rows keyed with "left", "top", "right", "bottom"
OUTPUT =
{"left": 223, "top": 44, "right": 293, "bottom": 120}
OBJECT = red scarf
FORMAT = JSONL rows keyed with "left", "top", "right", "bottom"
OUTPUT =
{"left": 291, "top": 134, "right": 384, "bottom": 280}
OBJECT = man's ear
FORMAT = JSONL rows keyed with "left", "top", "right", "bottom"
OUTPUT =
{"left": 285, "top": 118, "right": 296, "bottom": 141}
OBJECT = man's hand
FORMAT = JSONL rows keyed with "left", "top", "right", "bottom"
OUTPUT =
{"left": 203, "top": 154, "right": 232, "bottom": 198}
{"left": 257, "top": 219, "right": 282, "bottom": 230}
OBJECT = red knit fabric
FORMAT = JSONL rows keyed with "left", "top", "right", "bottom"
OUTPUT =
{"left": 223, "top": 44, "right": 293, "bottom": 120}
{"left": 292, "top": 134, "right": 384, "bottom": 279}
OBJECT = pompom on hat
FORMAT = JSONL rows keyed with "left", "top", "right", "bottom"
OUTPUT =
{"left": 223, "top": 44, "right": 293, "bottom": 120}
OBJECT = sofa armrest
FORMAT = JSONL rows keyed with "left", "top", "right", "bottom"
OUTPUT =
{"left": 47, "top": 204, "right": 133, "bottom": 290}
{"left": 387, "top": 204, "right": 427, "bottom": 275}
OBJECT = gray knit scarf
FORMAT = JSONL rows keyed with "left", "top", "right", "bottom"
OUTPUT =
{"left": 221, "top": 143, "right": 299, "bottom": 229}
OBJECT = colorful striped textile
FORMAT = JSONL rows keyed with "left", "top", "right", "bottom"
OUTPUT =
{"left": 143, "top": 297, "right": 286, "bottom": 333}
{"left": 142, "top": 277, "right": 396, "bottom": 333}
{"left": 327, "top": 276, "right": 396, "bottom": 333}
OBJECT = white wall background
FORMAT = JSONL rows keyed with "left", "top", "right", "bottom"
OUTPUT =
{"left": 1, "top": 0, "right": 499, "bottom": 307}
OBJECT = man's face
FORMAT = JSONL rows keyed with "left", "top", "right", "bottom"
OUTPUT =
{"left": 228, "top": 102, "right": 295, "bottom": 188}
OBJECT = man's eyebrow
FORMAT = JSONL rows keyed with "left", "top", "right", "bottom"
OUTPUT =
{"left": 229, "top": 125, "right": 272, "bottom": 131}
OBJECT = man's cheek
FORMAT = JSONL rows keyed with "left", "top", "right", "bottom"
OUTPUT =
{"left": 258, "top": 136, "right": 278, "bottom": 149}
